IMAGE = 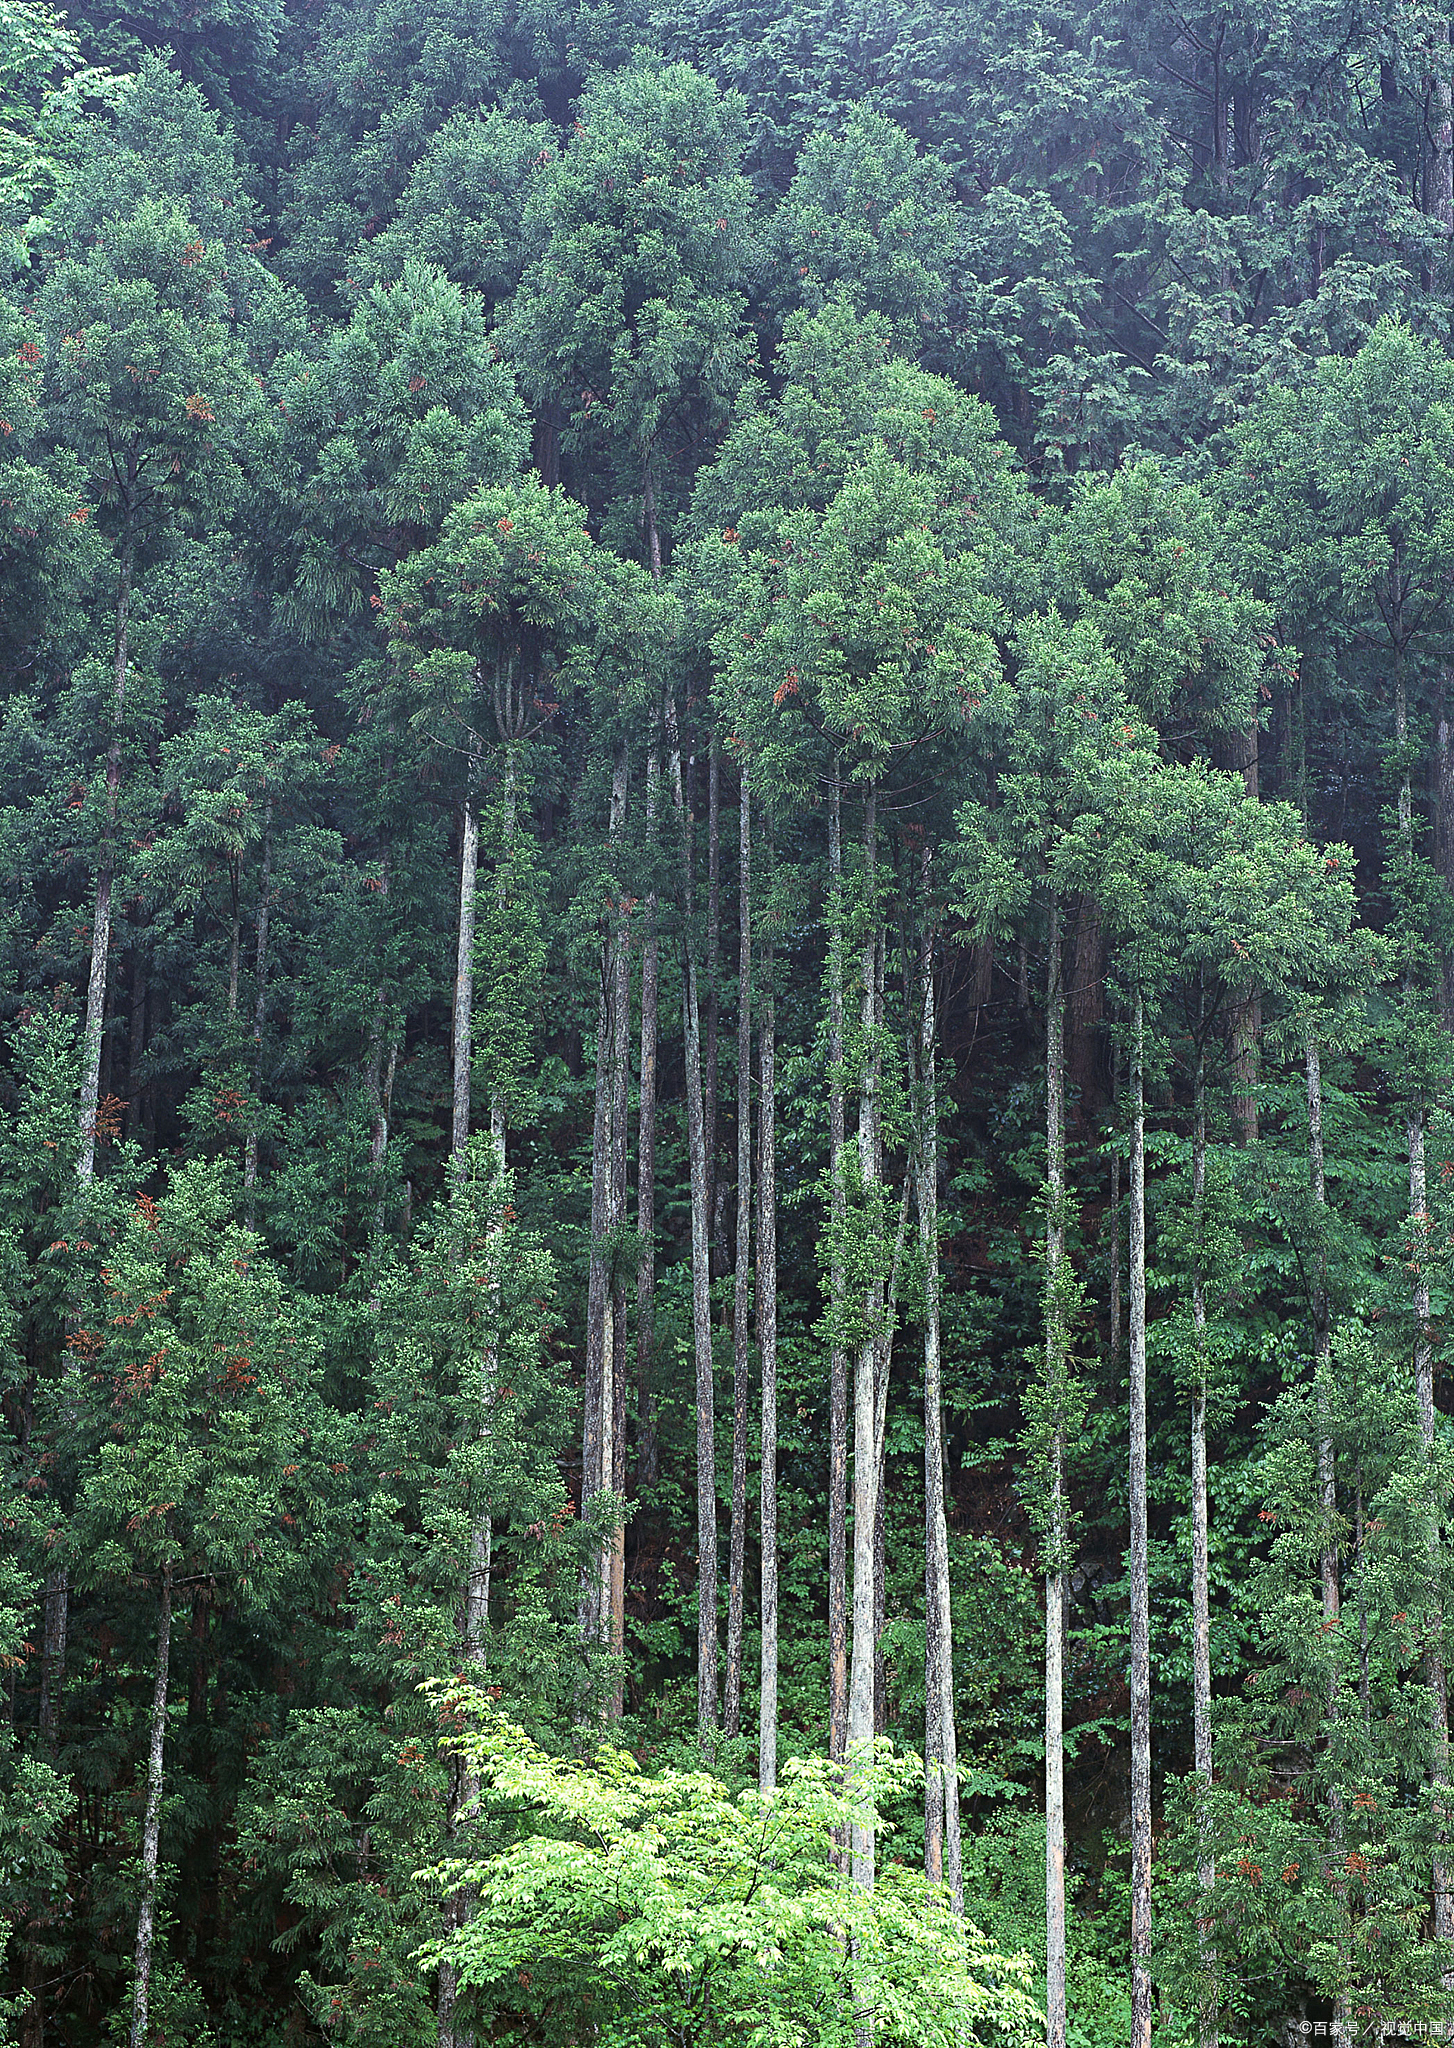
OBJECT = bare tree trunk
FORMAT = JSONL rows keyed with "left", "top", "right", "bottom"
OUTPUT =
{"left": 828, "top": 762, "right": 850, "bottom": 1782}
{"left": 38, "top": 1570, "right": 66, "bottom": 1749}
{"left": 53, "top": 539, "right": 138, "bottom": 1757}
{"left": 130, "top": 1561, "right": 172, "bottom": 2048}
{"left": 1130, "top": 990, "right": 1153, "bottom": 2048}
{"left": 1309, "top": 1032, "right": 1338, "bottom": 1633}
{"left": 227, "top": 864, "right": 242, "bottom": 1020}
{"left": 1190, "top": 1045, "right": 1217, "bottom": 2048}
{"left": 243, "top": 799, "right": 273, "bottom": 1221}
{"left": 758, "top": 822, "right": 778, "bottom": 1792}
{"left": 725, "top": 766, "right": 751, "bottom": 1738}
{"left": 79, "top": 534, "right": 134, "bottom": 1182}
{"left": 849, "top": 786, "right": 881, "bottom": 1897}
{"left": 579, "top": 747, "right": 628, "bottom": 1666}
{"left": 451, "top": 755, "right": 480, "bottom": 1169}
{"left": 1397, "top": 656, "right": 1454, "bottom": 1967}
{"left": 636, "top": 723, "right": 662, "bottom": 1486}
{"left": 919, "top": 870, "right": 962, "bottom": 1915}
{"left": 667, "top": 699, "right": 718, "bottom": 1748}
{"left": 607, "top": 839, "right": 631, "bottom": 1717}
{"left": 1225, "top": 724, "right": 1261, "bottom": 1146}
{"left": 1412, "top": 1103, "right": 1453, "bottom": 1961}
{"left": 1045, "top": 895, "right": 1068, "bottom": 2048}
{"left": 1439, "top": 672, "right": 1454, "bottom": 1024}
{"left": 704, "top": 736, "right": 722, "bottom": 1270}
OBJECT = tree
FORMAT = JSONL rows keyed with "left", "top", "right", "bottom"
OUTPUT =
{"left": 51, "top": 1159, "right": 311, "bottom": 2046}
{"left": 501, "top": 55, "right": 756, "bottom": 566}
{"left": 421, "top": 1697, "right": 1039, "bottom": 2048}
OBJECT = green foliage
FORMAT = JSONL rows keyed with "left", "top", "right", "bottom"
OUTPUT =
{"left": 422, "top": 1697, "right": 1039, "bottom": 2046}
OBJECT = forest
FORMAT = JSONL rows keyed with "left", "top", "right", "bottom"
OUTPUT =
{"left": 4, "top": 0, "right": 1454, "bottom": 2041}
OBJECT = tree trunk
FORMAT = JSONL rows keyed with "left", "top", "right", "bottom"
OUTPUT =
{"left": 79, "top": 534, "right": 134, "bottom": 1182}
{"left": 130, "top": 1561, "right": 172, "bottom": 2048}
{"left": 1438, "top": 671, "right": 1454, "bottom": 1024}
{"left": 579, "top": 745, "right": 628, "bottom": 1665}
{"left": 1308, "top": 1032, "right": 1338, "bottom": 1634}
{"left": 757, "top": 820, "right": 778, "bottom": 1792}
{"left": 704, "top": 735, "right": 722, "bottom": 1274}
{"left": 451, "top": 758, "right": 480, "bottom": 1169}
{"left": 1397, "top": 651, "right": 1453, "bottom": 1965}
{"left": 243, "top": 799, "right": 273, "bottom": 1220}
{"left": 1225, "top": 722, "right": 1261, "bottom": 1146}
{"left": 607, "top": 826, "right": 631, "bottom": 1717}
{"left": 725, "top": 766, "right": 751, "bottom": 1739}
{"left": 1190, "top": 1045, "right": 1217, "bottom": 2048}
{"left": 920, "top": 871, "right": 963, "bottom": 1915}
{"left": 667, "top": 699, "right": 718, "bottom": 1748}
{"left": 828, "top": 761, "right": 850, "bottom": 1781}
{"left": 1412, "top": 1102, "right": 1453, "bottom": 1959}
{"left": 1045, "top": 895, "right": 1068, "bottom": 2048}
{"left": 849, "top": 786, "right": 881, "bottom": 1896}
{"left": 636, "top": 722, "right": 662, "bottom": 1486}
{"left": 1130, "top": 990, "right": 1153, "bottom": 2048}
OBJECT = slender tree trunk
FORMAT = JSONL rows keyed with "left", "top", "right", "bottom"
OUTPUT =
{"left": 849, "top": 786, "right": 882, "bottom": 1897}
{"left": 667, "top": 699, "right": 718, "bottom": 1747}
{"left": 1397, "top": 649, "right": 1454, "bottom": 1964}
{"left": 725, "top": 766, "right": 751, "bottom": 1738}
{"left": 704, "top": 736, "right": 722, "bottom": 1272}
{"left": 79, "top": 533, "right": 134, "bottom": 1182}
{"left": 451, "top": 754, "right": 480, "bottom": 1169}
{"left": 1412, "top": 1103, "right": 1453, "bottom": 1959}
{"left": 1045, "top": 895, "right": 1068, "bottom": 2048}
{"left": 1308, "top": 1031, "right": 1338, "bottom": 1632}
{"left": 607, "top": 836, "right": 631, "bottom": 1714}
{"left": 1130, "top": 991, "right": 1153, "bottom": 2048}
{"left": 243, "top": 799, "right": 272, "bottom": 1220}
{"left": 1438, "top": 672, "right": 1454, "bottom": 1024}
{"left": 828, "top": 762, "right": 850, "bottom": 1781}
{"left": 38, "top": 1570, "right": 66, "bottom": 1749}
{"left": 1225, "top": 725, "right": 1261, "bottom": 1146}
{"left": 636, "top": 723, "right": 662, "bottom": 1486}
{"left": 54, "top": 538, "right": 137, "bottom": 1758}
{"left": 130, "top": 1561, "right": 172, "bottom": 2048}
{"left": 365, "top": 748, "right": 396, "bottom": 1226}
{"left": 227, "top": 864, "right": 242, "bottom": 1021}
{"left": 758, "top": 821, "right": 778, "bottom": 1792}
{"left": 1190, "top": 1045, "right": 1217, "bottom": 2048}
{"left": 920, "top": 873, "right": 963, "bottom": 1915}
{"left": 579, "top": 746, "right": 628, "bottom": 1665}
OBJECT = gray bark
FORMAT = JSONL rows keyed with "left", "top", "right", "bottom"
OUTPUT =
{"left": 243, "top": 799, "right": 273, "bottom": 1218}
{"left": 607, "top": 827, "right": 631, "bottom": 1714}
{"left": 919, "top": 876, "right": 962, "bottom": 1914}
{"left": 1309, "top": 1032, "right": 1338, "bottom": 1634}
{"left": 1190, "top": 1047, "right": 1216, "bottom": 2048}
{"left": 704, "top": 736, "right": 722, "bottom": 1272}
{"left": 1045, "top": 896, "right": 1067, "bottom": 2048}
{"left": 636, "top": 724, "right": 662, "bottom": 1485}
{"left": 129, "top": 1562, "right": 172, "bottom": 2048}
{"left": 757, "top": 825, "right": 778, "bottom": 1791}
{"left": 1130, "top": 991, "right": 1153, "bottom": 2048}
{"left": 828, "top": 761, "right": 850, "bottom": 1777}
{"left": 450, "top": 753, "right": 480, "bottom": 1168}
{"left": 667, "top": 699, "right": 718, "bottom": 1746}
{"left": 849, "top": 787, "right": 881, "bottom": 1896}
{"left": 725, "top": 766, "right": 751, "bottom": 1739}
{"left": 579, "top": 747, "right": 628, "bottom": 1662}
{"left": 79, "top": 532, "right": 134, "bottom": 1182}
